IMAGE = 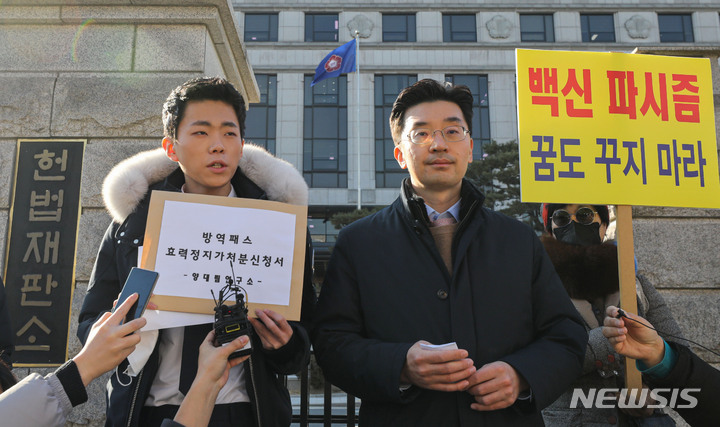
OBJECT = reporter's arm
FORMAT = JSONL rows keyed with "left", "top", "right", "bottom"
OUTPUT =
{"left": 602, "top": 305, "right": 665, "bottom": 366}
{"left": 171, "top": 332, "right": 249, "bottom": 427}
{"left": 74, "top": 293, "right": 147, "bottom": 385}
{"left": 0, "top": 371, "right": 73, "bottom": 427}
{"left": 0, "top": 294, "right": 146, "bottom": 427}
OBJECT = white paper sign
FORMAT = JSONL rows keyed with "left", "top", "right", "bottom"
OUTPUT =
{"left": 153, "top": 200, "right": 296, "bottom": 306}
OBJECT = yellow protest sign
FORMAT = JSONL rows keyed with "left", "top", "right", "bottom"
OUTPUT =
{"left": 516, "top": 49, "right": 720, "bottom": 208}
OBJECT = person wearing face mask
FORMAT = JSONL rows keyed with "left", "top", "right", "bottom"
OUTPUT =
{"left": 540, "top": 204, "right": 683, "bottom": 427}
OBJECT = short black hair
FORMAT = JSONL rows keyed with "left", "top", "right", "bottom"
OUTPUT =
{"left": 389, "top": 79, "right": 474, "bottom": 145}
{"left": 544, "top": 203, "right": 610, "bottom": 234}
{"left": 162, "top": 76, "right": 246, "bottom": 140}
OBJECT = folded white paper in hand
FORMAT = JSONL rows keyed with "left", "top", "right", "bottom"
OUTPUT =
{"left": 420, "top": 342, "right": 458, "bottom": 351}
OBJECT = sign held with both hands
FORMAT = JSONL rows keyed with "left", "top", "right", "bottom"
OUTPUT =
{"left": 140, "top": 190, "right": 307, "bottom": 329}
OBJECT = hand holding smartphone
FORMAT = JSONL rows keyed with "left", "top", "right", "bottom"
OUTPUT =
{"left": 112, "top": 267, "right": 159, "bottom": 324}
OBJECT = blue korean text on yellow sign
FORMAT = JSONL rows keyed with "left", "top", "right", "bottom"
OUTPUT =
{"left": 516, "top": 49, "right": 720, "bottom": 208}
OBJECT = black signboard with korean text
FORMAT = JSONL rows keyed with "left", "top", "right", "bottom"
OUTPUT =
{"left": 4, "top": 139, "right": 85, "bottom": 366}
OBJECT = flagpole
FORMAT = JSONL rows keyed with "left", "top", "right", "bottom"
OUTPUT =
{"left": 355, "top": 31, "right": 361, "bottom": 210}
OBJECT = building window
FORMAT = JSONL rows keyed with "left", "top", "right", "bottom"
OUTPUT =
{"left": 305, "top": 13, "right": 338, "bottom": 42}
{"left": 244, "top": 13, "right": 278, "bottom": 42}
{"left": 442, "top": 14, "right": 477, "bottom": 42}
{"left": 581, "top": 14, "right": 615, "bottom": 42}
{"left": 382, "top": 14, "right": 416, "bottom": 42}
{"left": 374, "top": 75, "right": 416, "bottom": 188}
{"left": 658, "top": 14, "right": 694, "bottom": 42}
{"left": 446, "top": 75, "right": 491, "bottom": 159}
{"left": 520, "top": 14, "right": 555, "bottom": 42}
{"left": 308, "top": 209, "right": 346, "bottom": 280}
{"left": 308, "top": 216, "right": 341, "bottom": 244}
{"left": 303, "top": 76, "right": 347, "bottom": 188}
{"left": 245, "top": 75, "right": 277, "bottom": 154}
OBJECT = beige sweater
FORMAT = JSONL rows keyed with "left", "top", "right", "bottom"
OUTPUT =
{"left": 429, "top": 223, "right": 457, "bottom": 273}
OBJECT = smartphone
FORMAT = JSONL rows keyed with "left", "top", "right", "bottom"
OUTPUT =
{"left": 113, "top": 267, "right": 159, "bottom": 324}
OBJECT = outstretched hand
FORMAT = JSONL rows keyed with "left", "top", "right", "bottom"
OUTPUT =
{"left": 74, "top": 293, "right": 147, "bottom": 386}
{"left": 602, "top": 305, "right": 665, "bottom": 367}
{"left": 195, "top": 331, "right": 250, "bottom": 391}
{"left": 173, "top": 332, "right": 249, "bottom": 427}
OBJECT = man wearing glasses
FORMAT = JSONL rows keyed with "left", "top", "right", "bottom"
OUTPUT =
{"left": 313, "top": 79, "right": 587, "bottom": 426}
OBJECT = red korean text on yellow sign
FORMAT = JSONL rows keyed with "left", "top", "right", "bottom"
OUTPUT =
{"left": 516, "top": 49, "right": 720, "bottom": 208}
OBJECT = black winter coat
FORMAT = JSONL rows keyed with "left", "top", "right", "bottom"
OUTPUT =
{"left": 313, "top": 179, "right": 588, "bottom": 426}
{"left": 645, "top": 341, "right": 720, "bottom": 427}
{"left": 78, "top": 158, "right": 314, "bottom": 427}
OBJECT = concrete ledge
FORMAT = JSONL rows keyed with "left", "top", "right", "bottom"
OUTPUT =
{"left": 0, "top": 6, "right": 61, "bottom": 21}
{"left": 3, "top": 1, "right": 259, "bottom": 103}
{"left": 0, "top": 24, "right": 133, "bottom": 72}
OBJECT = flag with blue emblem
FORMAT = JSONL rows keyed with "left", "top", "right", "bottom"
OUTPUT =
{"left": 311, "top": 39, "right": 357, "bottom": 86}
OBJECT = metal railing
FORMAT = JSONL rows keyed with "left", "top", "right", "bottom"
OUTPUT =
{"left": 283, "top": 352, "right": 358, "bottom": 427}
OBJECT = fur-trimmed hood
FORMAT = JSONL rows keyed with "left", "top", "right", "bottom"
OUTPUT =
{"left": 541, "top": 236, "right": 619, "bottom": 301}
{"left": 103, "top": 144, "right": 308, "bottom": 223}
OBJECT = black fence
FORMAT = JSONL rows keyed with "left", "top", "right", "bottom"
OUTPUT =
{"left": 285, "top": 352, "right": 358, "bottom": 427}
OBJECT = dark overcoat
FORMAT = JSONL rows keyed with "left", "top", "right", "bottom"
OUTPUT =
{"left": 313, "top": 178, "right": 588, "bottom": 426}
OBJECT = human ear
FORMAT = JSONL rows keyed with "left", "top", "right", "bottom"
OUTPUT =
{"left": 162, "top": 137, "right": 179, "bottom": 162}
{"left": 394, "top": 144, "right": 407, "bottom": 169}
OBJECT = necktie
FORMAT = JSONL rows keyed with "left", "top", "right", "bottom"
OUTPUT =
{"left": 179, "top": 323, "right": 212, "bottom": 395}
{"left": 431, "top": 212, "right": 457, "bottom": 227}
